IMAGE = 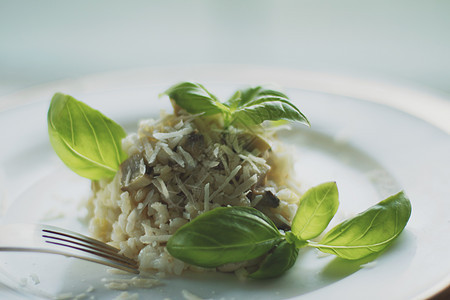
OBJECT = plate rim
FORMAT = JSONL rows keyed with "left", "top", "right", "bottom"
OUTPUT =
{"left": 0, "top": 64, "right": 449, "bottom": 135}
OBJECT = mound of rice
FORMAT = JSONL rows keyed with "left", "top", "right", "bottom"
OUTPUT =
{"left": 86, "top": 108, "right": 302, "bottom": 276}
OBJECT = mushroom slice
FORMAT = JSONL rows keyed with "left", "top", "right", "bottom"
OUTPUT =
{"left": 180, "top": 132, "right": 205, "bottom": 156}
{"left": 251, "top": 188, "right": 280, "bottom": 208}
{"left": 120, "top": 153, "right": 152, "bottom": 191}
{"left": 257, "top": 190, "right": 280, "bottom": 208}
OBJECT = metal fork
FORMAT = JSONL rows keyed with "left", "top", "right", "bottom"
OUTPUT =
{"left": 0, "top": 223, "right": 139, "bottom": 274}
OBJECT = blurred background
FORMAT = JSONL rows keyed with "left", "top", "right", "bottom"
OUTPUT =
{"left": 1, "top": 0, "right": 450, "bottom": 104}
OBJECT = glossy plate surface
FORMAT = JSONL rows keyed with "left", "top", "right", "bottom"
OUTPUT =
{"left": 0, "top": 66, "right": 448, "bottom": 299}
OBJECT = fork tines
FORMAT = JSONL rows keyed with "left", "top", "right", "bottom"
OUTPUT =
{"left": 41, "top": 226, "right": 139, "bottom": 274}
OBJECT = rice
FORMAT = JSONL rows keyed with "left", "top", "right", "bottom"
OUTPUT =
{"left": 86, "top": 108, "right": 301, "bottom": 276}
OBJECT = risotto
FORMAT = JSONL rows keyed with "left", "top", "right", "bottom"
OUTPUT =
{"left": 86, "top": 107, "right": 302, "bottom": 276}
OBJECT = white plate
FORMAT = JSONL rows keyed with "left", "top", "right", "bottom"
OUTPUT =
{"left": 0, "top": 66, "right": 449, "bottom": 299}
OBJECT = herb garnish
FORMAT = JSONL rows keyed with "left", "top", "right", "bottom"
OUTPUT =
{"left": 291, "top": 181, "right": 339, "bottom": 240}
{"left": 167, "top": 182, "right": 411, "bottom": 278}
{"left": 166, "top": 206, "right": 283, "bottom": 268}
{"left": 47, "top": 93, "right": 128, "bottom": 180}
{"left": 163, "top": 82, "right": 310, "bottom": 128}
{"left": 309, "top": 191, "right": 412, "bottom": 260}
{"left": 47, "top": 85, "right": 412, "bottom": 280}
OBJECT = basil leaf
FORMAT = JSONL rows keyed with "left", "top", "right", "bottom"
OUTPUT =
{"left": 249, "top": 240, "right": 299, "bottom": 279}
{"left": 291, "top": 182, "right": 339, "bottom": 241}
{"left": 166, "top": 207, "right": 283, "bottom": 268}
{"left": 47, "top": 93, "right": 128, "bottom": 180}
{"left": 163, "top": 82, "right": 227, "bottom": 116}
{"left": 232, "top": 89, "right": 310, "bottom": 126}
{"left": 225, "top": 86, "right": 262, "bottom": 109}
{"left": 162, "top": 83, "right": 309, "bottom": 128}
{"left": 311, "top": 191, "right": 411, "bottom": 260}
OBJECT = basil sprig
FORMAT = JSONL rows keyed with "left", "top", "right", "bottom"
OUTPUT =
{"left": 309, "top": 191, "right": 412, "bottom": 260}
{"left": 163, "top": 82, "right": 310, "bottom": 127}
{"left": 47, "top": 93, "right": 128, "bottom": 180}
{"left": 166, "top": 207, "right": 283, "bottom": 268}
{"left": 167, "top": 182, "right": 411, "bottom": 279}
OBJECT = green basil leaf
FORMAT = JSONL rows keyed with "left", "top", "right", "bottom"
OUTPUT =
{"left": 163, "top": 83, "right": 309, "bottom": 128}
{"left": 311, "top": 191, "right": 411, "bottom": 260}
{"left": 285, "top": 231, "right": 308, "bottom": 249}
{"left": 291, "top": 182, "right": 339, "bottom": 241}
{"left": 163, "top": 82, "right": 227, "bottom": 116}
{"left": 166, "top": 206, "right": 283, "bottom": 268}
{"left": 47, "top": 93, "right": 128, "bottom": 180}
{"left": 225, "top": 86, "right": 262, "bottom": 109}
{"left": 249, "top": 240, "right": 299, "bottom": 279}
{"left": 232, "top": 89, "right": 310, "bottom": 126}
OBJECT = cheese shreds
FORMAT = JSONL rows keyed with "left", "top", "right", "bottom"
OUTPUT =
{"left": 161, "top": 143, "right": 185, "bottom": 167}
{"left": 153, "top": 177, "right": 170, "bottom": 202}
{"left": 153, "top": 126, "right": 193, "bottom": 140}
{"left": 209, "top": 165, "right": 242, "bottom": 200}
{"left": 175, "top": 176, "right": 195, "bottom": 203}
{"left": 229, "top": 174, "right": 258, "bottom": 199}
{"left": 204, "top": 183, "right": 210, "bottom": 212}
{"left": 178, "top": 146, "right": 195, "bottom": 169}
{"left": 147, "top": 143, "right": 161, "bottom": 165}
